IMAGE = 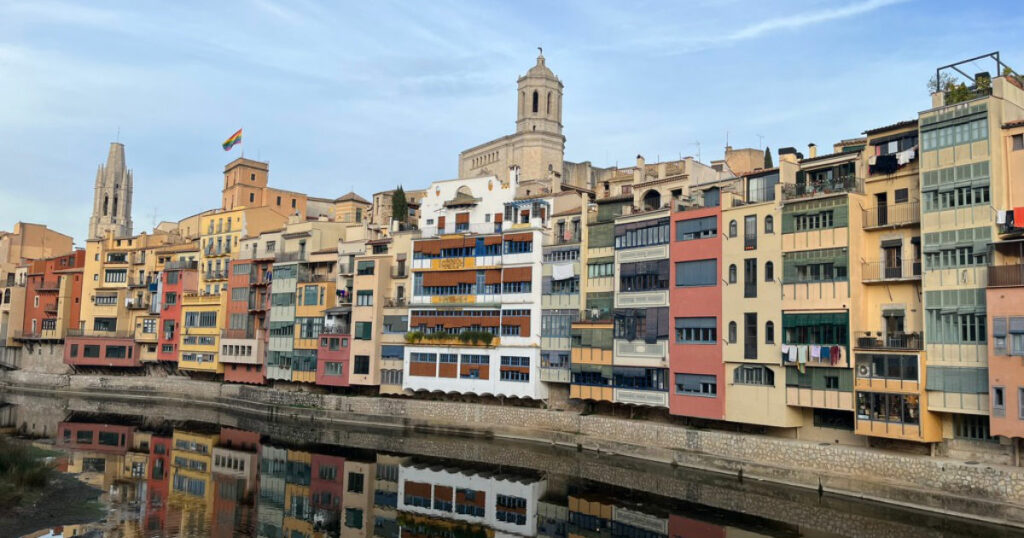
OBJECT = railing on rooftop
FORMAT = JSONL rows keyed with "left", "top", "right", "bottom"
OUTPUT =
{"left": 275, "top": 251, "right": 307, "bottom": 263}
{"left": 221, "top": 328, "right": 259, "bottom": 340}
{"left": 781, "top": 177, "right": 863, "bottom": 201}
{"left": 862, "top": 202, "right": 920, "bottom": 229}
{"left": 66, "top": 329, "right": 135, "bottom": 339}
{"left": 988, "top": 264, "right": 1024, "bottom": 288}
{"left": 419, "top": 223, "right": 503, "bottom": 238}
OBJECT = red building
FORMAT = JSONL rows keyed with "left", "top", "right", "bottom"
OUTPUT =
{"left": 311, "top": 453, "right": 346, "bottom": 524}
{"left": 669, "top": 206, "right": 725, "bottom": 420}
{"left": 57, "top": 421, "right": 134, "bottom": 455}
{"left": 316, "top": 327, "right": 351, "bottom": 387}
{"left": 157, "top": 261, "right": 198, "bottom": 362}
{"left": 222, "top": 258, "right": 270, "bottom": 384}
{"left": 18, "top": 250, "right": 85, "bottom": 340}
{"left": 65, "top": 334, "right": 142, "bottom": 367}
{"left": 144, "top": 435, "right": 173, "bottom": 533}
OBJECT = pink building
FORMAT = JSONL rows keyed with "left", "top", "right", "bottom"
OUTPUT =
{"left": 669, "top": 206, "right": 725, "bottom": 420}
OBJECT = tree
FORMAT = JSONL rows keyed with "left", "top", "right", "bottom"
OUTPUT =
{"left": 392, "top": 185, "right": 408, "bottom": 224}
{"left": 927, "top": 72, "right": 957, "bottom": 94}
{"left": 763, "top": 147, "right": 773, "bottom": 169}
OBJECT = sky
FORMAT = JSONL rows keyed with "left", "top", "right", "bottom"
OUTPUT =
{"left": 1, "top": 0, "right": 1022, "bottom": 245}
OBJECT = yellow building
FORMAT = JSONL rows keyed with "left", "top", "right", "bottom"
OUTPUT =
{"left": 721, "top": 171, "right": 801, "bottom": 429}
{"left": 169, "top": 430, "right": 217, "bottom": 534}
{"left": 198, "top": 206, "right": 287, "bottom": 295}
{"left": 852, "top": 120, "right": 941, "bottom": 443}
{"left": 179, "top": 291, "right": 225, "bottom": 374}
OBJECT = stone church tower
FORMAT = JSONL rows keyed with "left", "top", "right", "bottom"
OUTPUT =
{"left": 88, "top": 142, "right": 133, "bottom": 240}
{"left": 458, "top": 51, "right": 566, "bottom": 189}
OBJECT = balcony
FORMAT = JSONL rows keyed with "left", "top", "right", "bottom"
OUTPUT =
{"left": 861, "top": 259, "right": 921, "bottom": 282}
{"left": 299, "top": 273, "right": 332, "bottom": 283}
{"left": 862, "top": 202, "right": 920, "bottom": 229}
{"left": 126, "top": 299, "right": 150, "bottom": 310}
{"left": 36, "top": 280, "right": 61, "bottom": 292}
{"left": 67, "top": 329, "right": 135, "bottom": 339}
{"left": 165, "top": 260, "right": 198, "bottom": 271}
{"left": 781, "top": 176, "right": 863, "bottom": 201}
{"left": 248, "top": 295, "right": 268, "bottom": 312}
{"left": 419, "top": 223, "right": 502, "bottom": 238}
{"left": 855, "top": 332, "right": 923, "bottom": 351}
{"left": 391, "top": 267, "right": 408, "bottom": 279}
{"left": 383, "top": 297, "right": 407, "bottom": 308}
{"left": 275, "top": 251, "right": 307, "bottom": 263}
{"left": 322, "top": 323, "right": 350, "bottom": 335}
{"left": 204, "top": 271, "right": 226, "bottom": 281}
{"left": 743, "top": 232, "right": 757, "bottom": 251}
{"left": 221, "top": 328, "right": 258, "bottom": 340}
{"left": 989, "top": 264, "right": 1024, "bottom": 288}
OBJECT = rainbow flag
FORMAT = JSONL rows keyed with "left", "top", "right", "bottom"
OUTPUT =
{"left": 222, "top": 129, "right": 242, "bottom": 151}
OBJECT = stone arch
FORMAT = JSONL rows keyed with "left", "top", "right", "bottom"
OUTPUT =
{"left": 532, "top": 90, "right": 539, "bottom": 113}
{"left": 642, "top": 189, "right": 661, "bottom": 210}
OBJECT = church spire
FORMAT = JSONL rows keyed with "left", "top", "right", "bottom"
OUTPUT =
{"left": 516, "top": 49, "right": 563, "bottom": 136}
{"left": 88, "top": 142, "right": 134, "bottom": 240}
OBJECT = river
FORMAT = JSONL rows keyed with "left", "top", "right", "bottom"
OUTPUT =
{"left": 0, "top": 392, "right": 1018, "bottom": 538}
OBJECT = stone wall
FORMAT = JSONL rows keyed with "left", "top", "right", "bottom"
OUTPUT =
{"left": 3, "top": 372, "right": 1024, "bottom": 525}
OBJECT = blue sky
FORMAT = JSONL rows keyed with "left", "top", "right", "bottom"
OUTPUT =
{"left": 1, "top": 0, "right": 1021, "bottom": 244}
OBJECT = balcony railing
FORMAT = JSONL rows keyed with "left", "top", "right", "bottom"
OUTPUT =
{"left": 275, "top": 251, "right": 307, "bottom": 263}
{"left": 419, "top": 223, "right": 503, "bottom": 238}
{"left": 221, "top": 328, "right": 258, "bottom": 340}
{"left": 384, "top": 297, "right": 407, "bottom": 308}
{"left": 861, "top": 259, "right": 922, "bottom": 282}
{"left": 862, "top": 202, "right": 920, "bottom": 229}
{"left": 781, "top": 177, "right": 863, "bottom": 201}
{"left": 322, "top": 323, "right": 350, "bottom": 335}
{"left": 126, "top": 299, "right": 150, "bottom": 310}
{"left": 391, "top": 268, "right": 408, "bottom": 279}
{"left": 165, "top": 260, "right": 198, "bottom": 271}
{"left": 855, "top": 332, "right": 923, "bottom": 351}
{"left": 35, "top": 280, "right": 61, "bottom": 292}
{"left": 66, "top": 329, "right": 135, "bottom": 339}
{"left": 989, "top": 264, "right": 1024, "bottom": 288}
{"left": 248, "top": 296, "right": 268, "bottom": 311}
{"left": 743, "top": 232, "right": 757, "bottom": 250}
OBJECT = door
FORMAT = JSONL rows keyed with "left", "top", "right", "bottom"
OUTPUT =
{"left": 875, "top": 192, "right": 888, "bottom": 226}
{"left": 884, "top": 245, "right": 902, "bottom": 278}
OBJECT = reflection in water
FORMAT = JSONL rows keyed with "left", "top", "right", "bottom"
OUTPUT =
{"left": 1, "top": 396, "right": 1016, "bottom": 538}
{"left": 30, "top": 413, "right": 781, "bottom": 538}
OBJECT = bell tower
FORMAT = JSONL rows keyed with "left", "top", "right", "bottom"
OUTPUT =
{"left": 88, "top": 142, "right": 133, "bottom": 240}
{"left": 516, "top": 49, "right": 563, "bottom": 136}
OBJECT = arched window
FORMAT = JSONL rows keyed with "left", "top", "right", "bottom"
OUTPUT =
{"left": 546, "top": 92, "right": 551, "bottom": 113}
{"left": 765, "top": 215, "right": 774, "bottom": 234}
{"left": 728, "top": 321, "right": 737, "bottom": 343}
{"left": 519, "top": 91, "right": 525, "bottom": 116}
{"left": 3, "top": 289, "right": 9, "bottom": 303}
{"left": 765, "top": 261, "right": 774, "bottom": 282}
{"left": 728, "top": 264, "right": 737, "bottom": 283}
{"left": 249, "top": 193, "right": 255, "bottom": 203}
{"left": 729, "top": 220, "right": 738, "bottom": 237}
{"left": 112, "top": 196, "right": 118, "bottom": 217}
{"left": 642, "top": 190, "right": 661, "bottom": 211}
{"left": 765, "top": 321, "right": 775, "bottom": 344}
{"left": 532, "top": 91, "right": 539, "bottom": 113}
{"left": 103, "top": 196, "right": 109, "bottom": 216}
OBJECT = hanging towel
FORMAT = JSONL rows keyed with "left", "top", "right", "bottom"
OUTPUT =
{"left": 830, "top": 345, "right": 841, "bottom": 366}
{"left": 895, "top": 147, "right": 916, "bottom": 166}
{"left": 810, "top": 345, "right": 821, "bottom": 361}
{"left": 997, "top": 210, "right": 1007, "bottom": 225}
{"left": 797, "top": 345, "right": 808, "bottom": 364}
{"left": 888, "top": 141, "right": 898, "bottom": 154}
{"left": 551, "top": 262, "right": 574, "bottom": 281}
{"left": 781, "top": 344, "right": 791, "bottom": 362}
{"left": 788, "top": 345, "right": 797, "bottom": 363}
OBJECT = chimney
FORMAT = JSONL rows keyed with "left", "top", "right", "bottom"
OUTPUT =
{"left": 657, "top": 162, "right": 666, "bottom": 179}
{"left": 636, "top": 154, "right": 645, "bottom": 168}
{"left": 808, "top": 143, "right": 817, "bottom": 159}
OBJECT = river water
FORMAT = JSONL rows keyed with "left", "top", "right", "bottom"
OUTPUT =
{"left": 0, "top": 392, "right": 1018, "bottom": 538}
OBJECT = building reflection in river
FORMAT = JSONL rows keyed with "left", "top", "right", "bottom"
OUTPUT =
{"left": 49, "top": 416, "right": 740, "bottom": 538}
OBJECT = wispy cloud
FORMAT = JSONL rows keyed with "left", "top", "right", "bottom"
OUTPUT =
{"left": 726, "top": 0, "right": 908, "bottom": 41}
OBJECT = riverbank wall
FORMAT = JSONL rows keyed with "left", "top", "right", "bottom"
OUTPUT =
{"left": 3, "top": 369, "right": 1024, "bottom": 527}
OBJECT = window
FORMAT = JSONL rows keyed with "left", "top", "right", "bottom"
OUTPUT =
{"left": 142, "top": 318, "right": 157, "bottom": 333}
{"left": 728, "top": 321, "right": 737, "bottom": 343}
{"left": 728, "top": 220, "right": 737, "bottom": 237}
{"left": 728, "top": 264, "right": 737, "bottom": 284}
{"left": 348, "top": 472, "right": 364, "bottom": 493}
{"left": 743, "top": 313, "right": 757, "bottom": 359}
{"left": 764, "top": 261, "right": 774, "bottom": 282}
{"left": 345, "top": 508, "right": 363, "bottom": 529}
{"left": 921, "top": 117, "right": 988, "bottom": 151}
{"left": 676, "top": 374, "right": 717, "bottom": 397}
{"left": 676, "top": 216, "right": 717, "bottom": 241}
{"left": 1019, "top": 388, "right": 1024, "bottom": 419}
{"left": 765, "top": 215, "right": 774, "bottom": 233}
{"left": 94, "top": 317, "right": 117, "bottom": 332}
{"left": 743, "top": 259, "right": 756, "bottom": 298}
{"left": 588, "top": 262, "right": 613, "bottom": 278}
{"left": 354, "top": 355, "right": 370, "bottom": 375}
{"left": 356, "top": 290, "right": 373, "bottom": 306}
{"left": 619, "top": 259, "right": 669, "bottom": 292}
{"left": 675, "top": 317, "right": 716, "bottom": 344}
{"left": 354, "top": 322, "right": 372, "bottom": 340}
{"left": 765, "top": 321, "right": 774, "bottom": 344}
{"left": 83, "top": 345, "right": 100, "bottom": 358}
{"left": 104, "top": 269, "right": 127, "bottom": 283}
{"left": 500, "top": 325, "right": 521, "bottom": 336}
{"left": 614, "top": 217, "right": 670, "bottom": 249}
{"left": 231, "top": 287, "right": 248, "bottom": 302}
{"left": 614, "top": 307, "right": 669, "bottom": 342}
{"left": 993, "top": 387, "right": 1006, "bottom": 417}
{"left": 94, "top": 295, "right": 117, "bottom": 306}
{"left": 550, "top": 277, "right": 579, "bottom": 294}
{"left": 743, "top": 215, "right": 757, "bottom": 250}
{"left": 733, "top": 365, "right": 774, "bottom": 386}
{"left": 825, "top": 375, "right": 839, "bottom": 389}
{"left": 676, "top": 259, "right": 716, "bottom": 287}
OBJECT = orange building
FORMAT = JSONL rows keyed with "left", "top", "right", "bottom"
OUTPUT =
{"left": 16, "top": 249, "right": 85, "bottom": 341}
